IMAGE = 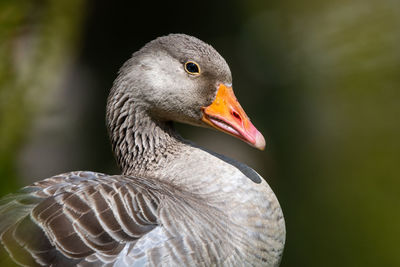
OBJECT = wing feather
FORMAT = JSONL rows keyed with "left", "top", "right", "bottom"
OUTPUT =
{"left": 0, "top": 171, "right": 162, "bottom": 266}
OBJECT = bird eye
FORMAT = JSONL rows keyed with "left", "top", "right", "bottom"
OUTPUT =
{"left": 184, "top": 61, "right": 201, "bottom": 75}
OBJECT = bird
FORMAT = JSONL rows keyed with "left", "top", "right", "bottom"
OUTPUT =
{"left": 0, "top": 34, "right": 285, "bottom": 266}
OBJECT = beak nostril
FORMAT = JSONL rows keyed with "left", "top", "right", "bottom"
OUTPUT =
{"left": 232, "top": 110, "right": 241, "bottom": 121}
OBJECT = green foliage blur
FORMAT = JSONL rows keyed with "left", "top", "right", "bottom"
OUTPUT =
{"left": 0, "top": 0, "right": 85, "bottom": 194}
{"left": 0, "top": 0, "right": 399, "bottom": 266}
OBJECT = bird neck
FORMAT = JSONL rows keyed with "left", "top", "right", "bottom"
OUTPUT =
{"left": 107, "top": 93, "right": 184, "bottom": 175}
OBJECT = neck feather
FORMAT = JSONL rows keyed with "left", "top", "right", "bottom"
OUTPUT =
{"left": 107, "top": 91, "right": 183, "bottom": 175}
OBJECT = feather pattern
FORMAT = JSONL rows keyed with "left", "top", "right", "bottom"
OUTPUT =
{"left": 0, "top": 169, "right": 278, "bottom": 266}
{"left": 0, "top": 34, "right": 285, "bottom": 266}
{"left": 0, "top": 172, "right": 164, "bottom": 266}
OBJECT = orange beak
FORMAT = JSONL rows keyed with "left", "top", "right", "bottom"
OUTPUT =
{"left": 202, "top": 84, "right": 266, "bottom": 150}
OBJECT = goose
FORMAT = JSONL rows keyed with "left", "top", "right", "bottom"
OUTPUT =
{"left": 0, "top": 34, "right": 285, "bottom": 266}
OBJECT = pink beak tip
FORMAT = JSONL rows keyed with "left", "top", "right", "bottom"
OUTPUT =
{"left": 253, "top": 131, "right": 266, "bottom": 151}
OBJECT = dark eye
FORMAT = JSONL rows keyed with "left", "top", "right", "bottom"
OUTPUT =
{"left": 184, "top": 61, "right": 200, "bottom": 75}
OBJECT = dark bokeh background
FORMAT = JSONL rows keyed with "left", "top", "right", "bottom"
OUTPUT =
{"left": 1, "top": 0, "right": 399, "bottom": 266}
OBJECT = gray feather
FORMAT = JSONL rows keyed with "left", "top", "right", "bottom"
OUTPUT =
{"left": 1, "top": 34, "right": 285, "bottom": 266}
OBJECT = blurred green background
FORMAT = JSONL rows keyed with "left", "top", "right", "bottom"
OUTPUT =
{"left": 1, "top": 0, "right": 399, "bottom": 266}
